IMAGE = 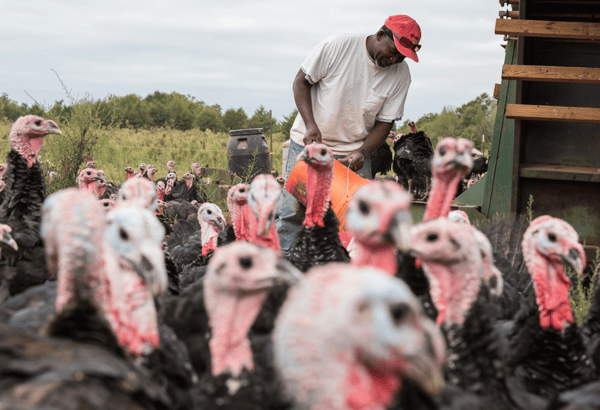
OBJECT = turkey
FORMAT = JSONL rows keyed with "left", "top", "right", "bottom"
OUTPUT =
{"left": 0, "top": 116, "right": 62, "bottom": 301}
{"left": 273, "top": 263, "right": 445, "bottom": 410}
{"left": 288, "top": 143, "right": 350, "bottom": 272}
{"left": 344, "top": 180, "right": 412, "bottom": 275}
{"left": 392, "top": 128, "right": 434, "bottom": 200}
{"left": 247, "top": 174, "right": 282, "bottom": 252}
{"left": 369, "top": 136, "right": 393, "bottom": 178}
{"left": 0, "top": 188, "right": 173, "bottom": 410}
{"left": 227, "top": 182, "right": 251, "bottom": 242}
{"left": 168, "top": 172, "right": 202, "bottom": 203}
{"left": 504, "top": 216, "right": 594, "bottom": 398}
{"left": 160, "top": 241, "right": 300, "bottom": 408}
{"left": 422, "top": 137, "right": 473, "bottom": 222}
{"left": 409, "top": 218, "right": 548, "bottom": 410}
{"left": 2, "top": 188, "right": 198, "bottom": 409}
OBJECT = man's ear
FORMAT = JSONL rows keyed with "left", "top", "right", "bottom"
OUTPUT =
{"left": 376, "top": 29, "right": 387, "bottom": 40}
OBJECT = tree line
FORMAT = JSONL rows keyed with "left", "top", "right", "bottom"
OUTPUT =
{"left": 1, "top": 91, "right": 496, "bottom": 153}
{"left": 0, "top": 91, "right": 300, "bottom": 138}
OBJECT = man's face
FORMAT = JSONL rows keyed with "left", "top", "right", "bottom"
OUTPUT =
{"left": 373, "top": 33, "right": 406, "bottom": 68}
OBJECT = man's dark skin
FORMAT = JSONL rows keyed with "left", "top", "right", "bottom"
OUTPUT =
{"left": 293, "top": 28, "right": 407, "bottom": 172}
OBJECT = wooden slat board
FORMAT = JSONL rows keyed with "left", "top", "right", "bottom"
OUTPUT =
{"left": 495, "top": 19, "right": 600, "bottom": 39}
{"left": 520, "top": 163, "right": 600, "bottom": 183}
{"left": 506, "top": 104, "right": 600, "bottom": 123}
{"left": 502, "top": 65, "right": 600, "bottom": 83}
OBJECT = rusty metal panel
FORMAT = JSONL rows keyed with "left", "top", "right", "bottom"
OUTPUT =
{"left": 518, "top": 178, "right": 600, "bottom": 247}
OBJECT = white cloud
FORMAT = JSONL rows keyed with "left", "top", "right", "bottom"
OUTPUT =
{"left": 1, "top": 0, "right": 508, "bottom": 121}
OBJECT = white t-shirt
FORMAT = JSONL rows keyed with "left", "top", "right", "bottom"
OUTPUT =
{"left": 290, "top": 33, "right": 411, "bottom": 155}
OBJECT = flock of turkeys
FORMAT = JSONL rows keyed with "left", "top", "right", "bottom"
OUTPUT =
{"left": 0, "top": 115, "right": 598, "bottom": 410}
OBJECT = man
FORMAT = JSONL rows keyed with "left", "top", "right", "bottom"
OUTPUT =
{"left": 276, "top": 15, "right": 421, "bottom": 254}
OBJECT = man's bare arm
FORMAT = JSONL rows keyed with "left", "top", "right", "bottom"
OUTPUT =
{"left": 293, "top": 69, "right": 321, "bottom": 145}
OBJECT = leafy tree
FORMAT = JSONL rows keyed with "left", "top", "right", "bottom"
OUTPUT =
{"left": 196, "top": 106, "right": 225, "bottom": 132}
{"left": 281, "top": 109, "right": 298, "bottom": 139}
{"left": 0, "top": 93, "right": 27, "bottom": 121}
{"left": 248, "top": 105, "right": 276, "bottom": 132}
{"left": 223, "top": 107, "right": 248, "bottom": 131}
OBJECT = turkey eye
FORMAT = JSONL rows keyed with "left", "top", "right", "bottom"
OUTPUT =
{"left": 391, "top": 303, "right": 410, "bottom": 325}
{"left": 439, "top": 147, "right": 446, "bottom": 156}
{"left": 426, "top": 233, "right": 438, "bottom": 242}
{"left": 119, "top": 228, "right": 129, "bottom": 240}
{"left": 321, "top": 149, "right": 327, "bottom": 156}
{"left": 358, "top": 200, "right": 369, "bottom": 215}
{"left": 548, "top": 233, "right": 557, "bottom": 242}
{"left": 239, "top": 257, "right": 253, "bottom": 269}
{"left": 35, "top": 120, "right": 41, "bottom": 126}
{"left": 239, "top": 188, "right": 245, "bottom": 193}
{"left": 207, "top": 209, "right": 212, "bottom": 214}
{"left": 103, "top": 202, "right": 109, "bottom": 207}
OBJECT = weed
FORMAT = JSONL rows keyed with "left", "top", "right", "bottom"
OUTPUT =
{"left": 526, "top": 195, "right": 534, "bottom": 223}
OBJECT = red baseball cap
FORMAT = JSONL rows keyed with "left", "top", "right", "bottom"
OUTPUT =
{"left": 384, "top": 15, "right": 422, "bottom": 62}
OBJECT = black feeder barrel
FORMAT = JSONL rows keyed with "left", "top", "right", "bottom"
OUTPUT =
{"left": 227, "top": 128, "right": 272, "bottom": 181}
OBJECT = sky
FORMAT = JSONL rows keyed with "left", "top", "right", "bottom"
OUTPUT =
{"left": 1, "top": 0, "right": 508, "bottom": 123}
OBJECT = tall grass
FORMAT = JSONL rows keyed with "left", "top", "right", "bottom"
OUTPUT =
{"left": 0, "top": 119, "right": 285, "bottom": 187}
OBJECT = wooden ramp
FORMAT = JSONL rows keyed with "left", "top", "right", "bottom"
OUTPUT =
{"left": 482, "top": 0, "right": 600, "bottom": 254}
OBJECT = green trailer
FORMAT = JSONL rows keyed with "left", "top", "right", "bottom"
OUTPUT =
{"left": 441, "top": 0, "right": 600, "bottom": 260}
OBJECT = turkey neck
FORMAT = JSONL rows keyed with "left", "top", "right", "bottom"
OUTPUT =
{"left": 304, "top": 161, "right": 334, "bottom": 228}
{"left": 423, "top": 171, "right": 463, "bottom": 222}
{"left": 200, "top": 220, "right": 220, "bottom": 256}
{"left": 443, "top": 286, "right": 518, "bottom": 410}
{"left": 229, "top": 201, "right": 251, "bottom": 242}
{"left": 353, "top": 242, "right": 397, "bottom": 275}
{"left": 204, "top": 285, "right": 268, "bottom": 376}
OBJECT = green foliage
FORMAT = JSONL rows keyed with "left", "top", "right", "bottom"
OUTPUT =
{"left": 281, "top": 109, "right": 298, "bottom": 139}
{"left": 396, "top": 93, "right": 497, "bottom": 154}
{"left": 196, "top": 106, "right": 225, "bottom": 132}
{"left": 526, "top": 195, "right": 534, "bottom": 223}
{"left": 248, "top": 105, "right": 279, "bottom": 133}
{"left": 223, "top": 108, "right": 248, "bottom": 131}
{"left": 570, "top": 248, "right": 599, "bottom": 326}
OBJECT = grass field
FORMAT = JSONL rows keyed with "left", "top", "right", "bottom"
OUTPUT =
{"left": 0, "top": 120, "right": 285, "bottom": 185}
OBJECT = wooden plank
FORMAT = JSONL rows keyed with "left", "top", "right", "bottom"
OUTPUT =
{"left": 502, "top": 65, "right": 600, "bottom": 83}
{"left": 506, "top": 104, "right": 600, "bottom": 123}
{"left": 493, "top": 83, "right": 501, "bottom": 99}
{"left": 520, "top": 163, "right": 600, "bottom": 183}
{"left": 495, "top": 19, "right": 600, "bottom": 39}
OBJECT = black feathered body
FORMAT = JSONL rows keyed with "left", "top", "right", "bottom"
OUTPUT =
{"left": 0, "top": 322, "right": 171, "bottom": 410}
{"left": 581, "top": 279, "right": 600, "bottom": 375}
{"left": 369, "top": 141, "right": 393, "bottom": 177}
{"left": 506, "top": 290, "right": 595, "bottom": 398}
{"left": 395, "top": 252, "right": 437, "bottom": 321}
{"left": 0, "top": 151, "right": 49, "bottom": 300}
{"left": 443, "top": 286, "right": 530, "bottom": 410}
{"left": 0, "top": 150, "right": 46, "bottom": 222}
{"left": 288, "top": 204, "right": 350, "bottom": 273}
{"left": 392, "top": 132, "right": 433, "bottom": 198}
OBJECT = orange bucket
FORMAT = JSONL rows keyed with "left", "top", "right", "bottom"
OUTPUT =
{"left": 286, "top": 159, "right": 369, "bottom": 231}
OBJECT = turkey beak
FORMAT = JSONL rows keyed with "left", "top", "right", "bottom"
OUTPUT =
{"left": 46, "top": 121, "right": 62, "bottom": 135}
{"left": 448, "top": 150, "right": 474, "bottom": 174}
{"left": 0, "top": 231, "right": 18, "bottom": 251}
{"left": 91, "top": 174, "right": 105, "bottom": 182}
{"left": 560, "top": 247, "right": 585, "bottom": 275}
{"left": 387, "top": 210, "right": 413, "bottom": 252}
{"left": 127, "top": 246, "right": 168, "bottom": 296}
{"left": 401, "top": 352, "right": 445, "bottom": 397}
{"left": 297, "top": 148, "right": 312, "bottom": 163}
{"left": 274, "top": 258, "right": 302, "bottom": 286}
{"left": 214, "top": 215, "right": 226, "bottom": 232}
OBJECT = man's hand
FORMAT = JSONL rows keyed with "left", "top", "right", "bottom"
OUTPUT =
{"left": 339, "top": 151, "right": 365, "bottom": 172}
{"left": 302, "top": 124, "right": 322, "bottom": 145}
